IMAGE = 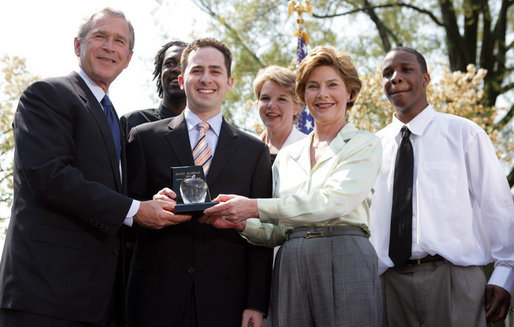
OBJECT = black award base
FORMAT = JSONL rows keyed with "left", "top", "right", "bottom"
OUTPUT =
{"left": 174, "top": 202, "right": 218, "bottom": 215}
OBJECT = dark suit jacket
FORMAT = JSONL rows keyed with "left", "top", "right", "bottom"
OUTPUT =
{"left": 119, "top": 103, "right": 178, "bottom": 280}
{"left": 126, "top": 113, "right": 273, "bottom": 327}
{"left": 120, "top": 103, "right": 176, "bottom": 138}
{"left": 0, "top": 72, "right": 133, "bottom": 323}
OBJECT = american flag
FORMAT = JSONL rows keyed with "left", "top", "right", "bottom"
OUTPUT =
{"left": 296, "top": 34, "right": 314, "bottom": 134}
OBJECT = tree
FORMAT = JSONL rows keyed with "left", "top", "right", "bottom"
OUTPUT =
{"left": 353, "top": 64, "right": 512, "bottom": 167}
{"left": 188, "top": 0, "right": 513, "bottom": 186}
{"left": 0, "top": 56, "right": 38, "bottom": 219}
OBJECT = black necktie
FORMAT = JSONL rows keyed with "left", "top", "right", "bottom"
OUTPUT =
{"left": 101, "top": 95, "right": 121, "bottom": 161}
{"left": 389, "top": 126, "right": 413, "bottom": 267}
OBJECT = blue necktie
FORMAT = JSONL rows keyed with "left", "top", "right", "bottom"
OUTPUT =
{"left": 101, "top": 95, "right": 121, "bottom": 161}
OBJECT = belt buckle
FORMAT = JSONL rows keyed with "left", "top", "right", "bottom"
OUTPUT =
{"left": 305, "top": 231, "right": 326, "bottom": 239}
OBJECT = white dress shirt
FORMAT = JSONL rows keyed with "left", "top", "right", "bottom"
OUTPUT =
{"left": 184, "top": 108, "right": 223, "bottom": 154}
{"left": 260, "top": 126, "right": 308, "bottom": 150}
{"left": 369, "top": 105, "right": 514, "bottom": 294}
{"left": 282, "top": 127, "right": 308, "bottom": 148}
{"left": 243, "top": 123, "right": 382, "bottom": 247}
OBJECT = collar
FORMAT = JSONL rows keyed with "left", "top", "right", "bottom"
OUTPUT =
{"left": 76, "top": 67, "right": 107, "bottom": 103}
{"left": 157, "top": 103, "right": 176, "bottom": 119}
{"left": 184, "top": 108, "right": 223, "bottom": 137}
{"left": 290, "top": 122, "right": 358, "bottom": 162}
{"left": 391, "top": 104, "right": 435, "bottom": 137}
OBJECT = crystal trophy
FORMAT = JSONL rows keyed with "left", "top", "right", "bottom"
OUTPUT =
{"left": 171, "top": 166, "right": 217, "bottom": 214}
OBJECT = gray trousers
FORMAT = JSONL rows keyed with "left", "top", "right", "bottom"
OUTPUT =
{"left": 270, "top": 226, "right": 382, "bottom": 327}
{"left": 381, "top": 260, "right": 487, "bottom": 327}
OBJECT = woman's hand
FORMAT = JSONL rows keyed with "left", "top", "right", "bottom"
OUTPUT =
{"left": 198, "top": 215, "right": 246, "bottom": 232}
{"left": 203, "top": 194, "right": 259, "bottom": 223}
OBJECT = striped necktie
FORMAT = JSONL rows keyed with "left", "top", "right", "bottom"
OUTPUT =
{"left": 192, "top": 122, "right": 213, "bottom": 175}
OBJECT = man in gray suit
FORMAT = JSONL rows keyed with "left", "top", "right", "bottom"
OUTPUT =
{"left": 0, "top": 8, "right": 189, "bottom": 327}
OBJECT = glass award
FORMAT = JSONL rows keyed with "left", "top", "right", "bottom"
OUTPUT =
{"left": 171, "top": 166, "right": 217, "bottom": 214}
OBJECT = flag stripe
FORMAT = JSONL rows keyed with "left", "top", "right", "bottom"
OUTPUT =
{"left": 296, "top": 34, "right": 314, "bottom": 134}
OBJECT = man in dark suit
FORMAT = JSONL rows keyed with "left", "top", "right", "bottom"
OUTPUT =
{"left": 126, "top": 38, "right": 273, "bottom": 327}
{"left": 0, "top": 8, "right": 190, "bottom": 327}
{"left": 120, "top": 40, "right": 188, "bottom": 136}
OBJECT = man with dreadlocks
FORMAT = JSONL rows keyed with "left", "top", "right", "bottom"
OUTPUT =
{"left": 121, "top": 40, "right": 188, "bottom": 136}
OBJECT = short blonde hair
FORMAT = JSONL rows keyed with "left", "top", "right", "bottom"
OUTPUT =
{"left": 296, "top": 46, "right": 361, "bottom": 110}
{"left": 253, "top": 65, "right": 302, "bottom": 122}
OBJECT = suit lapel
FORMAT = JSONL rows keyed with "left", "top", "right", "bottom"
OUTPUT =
{"left": 68, "top": 72, "right": 123, "bottom": 191}
{"left": 163, "top": 116, "right": 239, "bottom": 186}
{"left": 164, "top": 113, "right": 195, "bottom": 167}
{"left": 206, "top": 119, "right": 238, "bottom": 185}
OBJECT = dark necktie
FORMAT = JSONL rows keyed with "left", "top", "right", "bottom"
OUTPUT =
{"left": 389, "top": 126, "right": 414, "bottom": 267}
{"left": 101, "top": 95, "right": 121, "bottom": 161}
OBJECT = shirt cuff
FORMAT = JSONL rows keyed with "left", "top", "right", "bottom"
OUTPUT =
{"left": 488, "top": 265, "right": 514, "bottom": 296}
{"left": 124, "top": 200, "right": 140, "bottom": 227}
{"left": 256, "top": 198, "right": 278, "bottom": 223}
{"left": 241, "top": 218, "right": 263, "bottom": 239}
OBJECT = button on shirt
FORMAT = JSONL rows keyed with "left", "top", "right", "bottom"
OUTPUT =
{"left": 369, "top": 105, "right": 514, "bottom": 294}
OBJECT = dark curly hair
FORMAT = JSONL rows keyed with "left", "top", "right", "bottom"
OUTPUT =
{"left": 153, "top": 41, "right": 188, "bottom": 98}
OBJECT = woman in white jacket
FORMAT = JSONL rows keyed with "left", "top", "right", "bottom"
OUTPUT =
{"left": 203, "top": 46, "right": 382, "bottom": 327}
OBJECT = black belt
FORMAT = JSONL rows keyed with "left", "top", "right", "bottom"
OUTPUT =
{"left": 286, "top": 225, "right": 366, "bottom": 240}
{"left": 404, "top": 254, "right": 445, "bottom": 266}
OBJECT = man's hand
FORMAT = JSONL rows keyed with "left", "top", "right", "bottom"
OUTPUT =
{"left": 485, "top": 284, "right": 512, "bottom": 322}
{"left": 198, "top": 215, "right": 246, "bottom": 232}
{"left": 203, "top": 194, "right": 259, "bottom": 223}
{"left": 241, "top": 308, "right": 264, "bottom": 327}
{"left": 152, "top": 187, "right": 178, "bottom": 202}
{"left": 134, "top": 188, "right": 191, "bottom": 229}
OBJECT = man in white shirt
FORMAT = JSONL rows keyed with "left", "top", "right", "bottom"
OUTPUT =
{"left": 369, "top": 47, "right": 513, "bottom": 326}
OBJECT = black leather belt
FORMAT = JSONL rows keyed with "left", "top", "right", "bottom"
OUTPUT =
{"left": 286, "top": 225, "right": 366, "bottom": 240}
{"left": 405, "top": 254, "right": 445, "bottom": 265}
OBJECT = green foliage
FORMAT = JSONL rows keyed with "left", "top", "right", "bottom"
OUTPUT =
{"left": 192, "top": 0, "right": 338, "bottom": 128}
{"left": 0, "top": 56, "right": 38, "bottom": 217}
{"left": 187, "top": 0, "right": 513, "bottom": 186}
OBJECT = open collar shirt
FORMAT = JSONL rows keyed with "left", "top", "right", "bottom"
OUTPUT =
{"left": 369, "top": 105, "right": 514, "bottom": 294}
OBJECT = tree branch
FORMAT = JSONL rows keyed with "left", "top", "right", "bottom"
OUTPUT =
{"left": 312, "top": 2, "right": 444, "bottom": 26}
{"left": 495, "top": 102, "right": 513, "bottom": 131}
{"left": 500, "top": 81, "right": 514, "bottom": 94}
{"left": 191, "top": 0, "right": 264, "bottom": 67}
{"left": 362, "top": 0, "right": 395, "bottom": 51}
